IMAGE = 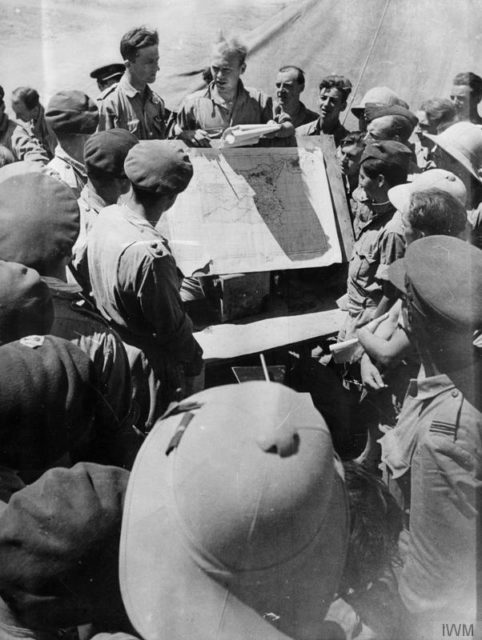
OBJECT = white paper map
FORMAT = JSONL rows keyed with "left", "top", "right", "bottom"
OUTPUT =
{"left": 160, "top": 146, "right": 342, "bottom": 275}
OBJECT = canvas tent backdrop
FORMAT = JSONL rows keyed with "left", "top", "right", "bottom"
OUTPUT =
{"left": 1, "top": 0, "right": 481, "bottom": 128}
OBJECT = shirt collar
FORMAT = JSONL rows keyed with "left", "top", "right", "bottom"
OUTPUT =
{"left": 410, "top": 362, "right": 478, "bottom": 400}
{"left": 120, "top": 74, "right": 153, "bottom": 100}
{"left": 55, "top": 145, "right": 87, "bottom": 176}
{"left": 208, "top": 80, "right": 246, "bottom": 110}
{"left": 79, "top": 184, "right": 107, "bottom": 213}
{"left": 122, "top": 204, "right": 160, "bottom": 234}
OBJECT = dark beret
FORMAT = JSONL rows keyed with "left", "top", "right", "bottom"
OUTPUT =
{"left": 365, "top": 104, "right": 418, "bottom": 129}
{"left": 84, "top": 128, "right": 138, "bottom": 177}
{"left": 388, "top": 235, "right": 482, "bottom": 331}
{"left": 0, "top": 335, "right": 101, "bottom": 479}
{"left": 0, "top": 172, "right": 80, "bottom": 273}
{"left": 45, "top": 90, "right": 99, "bottom": 134}
{"left": 0, "top": 260, "right": 53, "bottom": 345}
{"left": 124, "top": 140, "right": 193, "bottom": 193}
{"left": 90, "top": 63, "right": 125, "bottom": 82}
{"left": 361, "top": 140, "right": 411, "bottom": 171}
{"left": 0, "top": 462, "right": 129, "bottom": 630}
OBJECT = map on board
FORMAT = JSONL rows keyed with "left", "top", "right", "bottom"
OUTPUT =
{"left": 160, "top": 146, "right": 342, "bottom": 275}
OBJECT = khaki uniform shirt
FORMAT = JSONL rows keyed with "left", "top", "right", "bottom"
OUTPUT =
{"left": 87, "top": 205, "right": 203, "bottom": 411}
{"left": 71, "top": 185, "right": 106, "bottom": 292}
{"left": 175, "top": 81, "right": 275, "bottom": 140}
{"left": 0, "top": 114, "right": 50, "bottom": 165}
{"left": 97, "top": 75, "right": 169, "bottom": 140}
{"left": 296, "top": 117, "right": 349, "bottom": 147}
{"left": 347, "top": 197, "right": 405, "bottom": 317}
{"left": 394, "top": 366, "right": 481, "bottom": 630}
{"left": 47, "top": 146, "right": 87, "bottom": 198}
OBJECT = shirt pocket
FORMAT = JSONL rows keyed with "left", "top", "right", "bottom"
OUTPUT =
{"left": 351, "top": 244, "right": 378, "bottom": 285}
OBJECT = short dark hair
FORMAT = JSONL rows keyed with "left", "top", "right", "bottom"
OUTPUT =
{"left": 420, "top": 97, "right": 456, "bottom": 132}
{"left": 12, "top": 87, "right": 40, "bottom": 111}
{"left": 362, "top": 157, "right": 408, "bottom": 187}
{"left": 453, "top": 71, "right": 482, "bottom": 102}
{"left": 340, "top": 131, "right": 365, "bottom": 148}
{"left": 408, "top": 189, "right": 467, "bottom": 237}
{"left": 278, "top": 65, "right": 305, "bottom": 87}
{"left": 319, "top": 74, "right": 352, "bottom": 102}
{"left": 120, "top": 27, "right": 159, "bottom": 62}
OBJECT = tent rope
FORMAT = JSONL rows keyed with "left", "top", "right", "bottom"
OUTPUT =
{"left": 342, "top": 0, "right": 392, "bottom": 125}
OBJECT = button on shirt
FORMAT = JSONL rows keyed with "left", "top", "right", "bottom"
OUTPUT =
{"left": 97, "top": 74, "right": 169, "bottom": 140}
{"left": 391, "top": 365, "right": 482, "bottom": 627}
{"left": 175, "top": 80, "right": 275, "bottom": 140}
{"left": 87, "top": 205, "right": 203, "bottom": 408}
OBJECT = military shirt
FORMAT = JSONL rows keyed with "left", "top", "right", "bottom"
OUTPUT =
{"left": 87, "top": 205, "right": 203, "bottom": 409}
{"left": 97, "top": 74, "right": 169, "bottom": 140}
{"left": 43, "top": 276, "right": 139, "bottom": 468}
{"left": 47, "top": 145, "right": 87, "bottom": 198}
{"left": 175, "top": 80, "right": 275, "bottom": 140}
{"left": 296, "top": 117, "right": 350, "bottom": 147}
{"left": 0, "top": 114, "right": 50, "bottom": 165}
{"left": 395, "top": 365, "right": 481, "bottom": 628}
{"left": 71, "top": 184, "right": 106, "bottom": 292}
{"left": 346, "top": 200, "right": 405, "bottom": 317}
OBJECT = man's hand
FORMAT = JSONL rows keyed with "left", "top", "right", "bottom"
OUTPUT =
{"left": 180, "top": 129, "right": 211, "bottom": 147}
{"left": 360, "top": 353, "right": 386, "bottom": 391}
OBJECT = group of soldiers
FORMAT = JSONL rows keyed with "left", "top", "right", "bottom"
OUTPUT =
{"left": 0, "top": 23, "right": 480, "bottom": 640}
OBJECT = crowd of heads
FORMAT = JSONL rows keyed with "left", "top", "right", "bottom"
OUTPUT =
{"left": 0, "top": 21, "right": 479, "bottom": 640}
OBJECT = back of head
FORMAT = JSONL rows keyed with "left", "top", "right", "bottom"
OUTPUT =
{"left": 45, "top": 90, "right": 98, "bottom": 136}
{"left": 0, "top": 335, "right": 98, "bottom": 479}
{"left": 408, "top": 188, "right": 467, "bottom": 238}
{"left": 124, "top": 140, "right": 193, "bottom": 198}
{"left": 120, "top": 26, "right": 159, "bottom": 62}
{"left": 11, "top": 86, "right": 40, "bottom": 111}
{"left": 365, "top": 105, "right": 418, "bottom": 140}
{"left": 0, "top": 462, "right": 129, "bottom": 630}
{"left": 84, "top": 128, "right": 138, "bottom": 180}
{"left": 319, "top": 74, "right": 352, "bottom": 103}
{"left": 0, "top": 172, "right": 80, "bottom": 274}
